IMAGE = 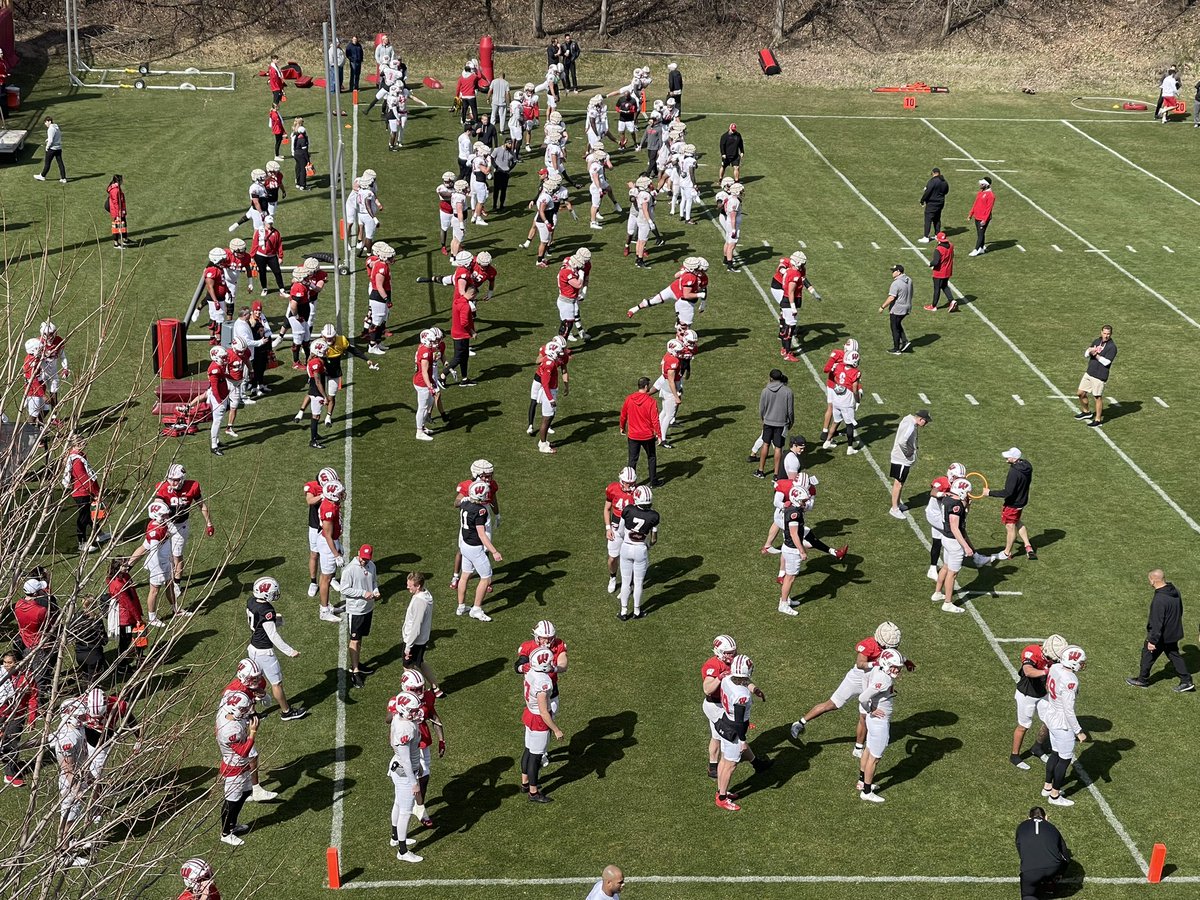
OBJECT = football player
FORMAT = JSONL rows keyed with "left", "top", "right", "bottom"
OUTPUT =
{"left": 215, "top": 690, "right": 257, "bottom": 845}
{"left": 316, "top": 480, "right": 347, "bottom": 620}
{"left": 531, "top": 342, "right": 564, "bottom": 454}
{"left": 245, "top": 576, "right": 307, "bottom": 721}
{"left": 366, "top": 242, "right": 396, "bottom": 355}
{"left": 677, "top": 143, "right": 699, "bottom": 224}
{"left": 777, "top": 484, "right": 808, "bottom": 617}
{"left": 603, "top": 467, "right": 637, "bottom": 594}
{"left": 761, "top": 472, "right": 848, "bottom": 573}
{"left": 823, "top": 349, "right": 863, "bottom": 454}
{"left": 434, "top": 171, "right": 456, "bottom": 254}
{"left": 1012, "top": 634, "right": 1068, "bottom": 770}
{"left": 21, "top": 339, "right": 48, "bottom": 433}
{"left": 627, "top": 257, "right": 704, "bottom": 326}
{"left": 263, "top": 159, "right": 286, "bottom": 218}
{"left": 630, "top": 175, "right": 658, "bottom": 269}
{"left": 204, "top": 250, "right": 230, "bottom": 343}
{"left": 355, "top": 173, "right": 381, "bottom": 256}
{"left": 789, "top": 621, "right": 908, "bottom": 759}
{"left": 521, "top": 646, "right": 563, "bottom": 803}
{"left": 388, "top": 691, "right": 427, "bottom": 861}
{"left": 586, "top": 146, "right": 621, "bottom": 229}
{"left": 228, "top": 168, "right": 269, "bottom": 233}
{"left": 294, "top": 338, "right": 331, "bottom": 449}
{"left": 153, "top": 463, "right": 215, "bottom": 597}
{"left": 52, "top": 699, "right": 90, "bottom": 867}
{"left": 653, "top": 338, "right": 684, "bottom": 450}
{"left": 714, "top": 654, "right": 772, "bottom": 811}
{"left": 617, "top": 485, "right": 659, "bottom": 620}
{"left": 857, "top": 648, "right": 906, "bottom": 802}
{"left": 314, "top": 321, "right": 378, "bottom": 428}
{"left": 304, "top": 467, "right": 341, "bottom": 598}
{"left": 456, "top": 480, "right": 502, "bottom": 622}
{"left": 178, "top": 857, "right": 220, "bottom": 900}
{"left": 80, "top": 686, "right": 141, "bottom": 782}
{"left": 284, "top": 266, "right": 313, "bottom": 368}
{"left": 413, "top": 329, "right": 440, "bottom": 442}
{"left": 925, "top": 462, "right": 967, "bottom": 580}
{"left": 515, "top": 620, "right": 568, "bottom": 766}
{"left": 469, "top": 142, "right": 492, "bottom": 225}
{"left": 38, "top": 321, "right": 68, "bottom": 412}
{"left": 1038, "top": 646, "right": 1089, "bottom": 806}
{"left": 448, "top": 179, "right": 469, "bottom": 257}
{"left": 934, "top": 477, "right": 991, "bottom": 614}
{"left": 222, "top": 657, "right": 278, "bottom": 801}
{"left": 223, "top": 337, "right": 248, "bottom": 438}
{"left": 125, "top": 499, "right": 179, "bottom": 627}
{"left": 451, "top": 460, "right": 500, "bottom": 590}
{"left": 556, "top": 252, "right": 586, "bottom": 338}
{"left": 224, "top": 238, "right": 252, "bottom": 307}
{"left": 407, "top": 669, "right": 445, "bottom": 828}
{"left": 676, "top": 325, "right": 698, "bottom": 381}
{"left": 722, "top": 183, "right": 744, "bottom": 272}
{"left": 820, "top": 338, "right": 857, "bottom": 444}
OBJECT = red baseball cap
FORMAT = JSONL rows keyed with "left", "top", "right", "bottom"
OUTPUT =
{"left": 251, "top": 300, "right": 264, "bottom": 311}
{"left": 935, "top": 231, "right": 948, "bottom": 242}
{"left": 359, "top": 544, "right": 373, "bottom": 560}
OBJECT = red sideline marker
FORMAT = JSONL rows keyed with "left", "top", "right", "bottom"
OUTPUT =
{"left": 423, "top": 76, "right": 443, "bottom": 90}
{"left": 327, "top": 846, "right": 341, "bottom": 889}
{"left": 1148, "top": 843, "right": 1166, "bottom": 883}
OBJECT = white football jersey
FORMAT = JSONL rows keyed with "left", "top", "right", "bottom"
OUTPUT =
{"left": 859, "top": 667, "right": 896, "bottom": 717}
{"left": 216, "top": 715, "right": 251, "bottom": 768}
{"left": 1043, "top": 662, "right": 1081, "bottom": 733}
{"left": 719, "top": 675, "right": 752, "bottom": 721}
{"left": 53, "top": 719, "right": 87, "bottom": 770}
{"left": 524, "top": 670, "right": 554, "bottom": 716}
{"left": 389, "top": 716, "right": 421, "bottom": 772}
{"left": 356, "top": 188, "right": 378, "bottom": 217}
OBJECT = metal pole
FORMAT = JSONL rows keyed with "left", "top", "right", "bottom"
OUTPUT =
{"left": 328, "top": 0, "right": 349, "bottom": 302}
{"left": 322, "top": 23, "right": 343, "bottom": 333}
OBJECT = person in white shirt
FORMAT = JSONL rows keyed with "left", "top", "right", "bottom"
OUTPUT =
{"left": 1037, "top": 646, "right": 1088, "bottom": 807}
{"left": 53, "top": 700, "right": 90, "bottom": 867}
{"left": 388, "top": 691, "right": 425, "bottom": 862}
{"left": 457, "top": 122, "right": 473, "bottom": 180}
{"left": 35, "top": 117, "right": 67, "bottom": 183}
{"left": 1158, "top": 66, "right": 1181, "bottom": 123}
{"left": 328, "top": 43, "right": 345, "bottom": 92}
{"left": 340, "top": 544, "right": 380, "bottom": 688}
{"left": 888, "top": 410, "right": 930, "bottom": 519}
{"left": 402, "top": 572, "right": 440, "bottom": 692}
{"left": 857, "top": 648, "right": 904, "bottom": 802}
{"left": 585, "top": 865, "right": 625, "bottom": 899}
{"left": 374, "top": 35, "right": 394, "bottom": 72}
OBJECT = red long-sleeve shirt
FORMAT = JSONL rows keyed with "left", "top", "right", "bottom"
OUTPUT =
{"left": 269, "top": 108, "right": 285, "bottom": 136}
{"left": 451, "top": 295, "right": 475, "bottom": 340}
{"left": 107, "top": 184, "right": 127, "bottom": 217}
{"left": 268, "top": 64, "right": 285, "bottom": 93}
{"left": 66, "top": 453, "right": 99, "bottom": 499}
{"left": 620, "top": 391, "right": 662, "bottom": 441}
{"left": 969, "top": 189, "right": 995, "bottom": 223}
{"left": 250, "top": 227, "right": 283, "bottom": 259}
{"left": 108, "top": 572, "right": 145, "bottom": 628}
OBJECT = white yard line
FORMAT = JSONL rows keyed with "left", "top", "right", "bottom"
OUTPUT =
{"left": 340, "top": 874, "right": 1200, "bottom": 889}
{"left": 1012, "top": 394, "right": 1025, "bottom": 406}
{"left": 964, "top": 393, "right": 979, "bottom": 406}
{"left": 944, "top": 157, "right": 1005, "bottom": 162}
{"left": 780, "top": 114, "right": 1200, "bottom": 541}
{"left": 329, "top": 93, "right": 360, "bottom": 861}
{"left": 995, "top": 637, "right": 1047, "bottom": 643}
{"left": 684, "top": 111, "right": 1168, "bottom": 124}
{"left": 1015, "top": 244, "right": 1025, "bottom": 252}
{"left": 922, "top": 119, "right": 1200, "bottom": 332}
{"left": 1154, "top": 396, "right": 1170, "bottom": 408}
{"left": 918, "top": 392, "right": 930, "bottom": 404}
{"left": 1061, "top": 120, "right": 1200, "bottom": 209}
{"left": 959, "top": 590, "right": 1024, "bottom": 597}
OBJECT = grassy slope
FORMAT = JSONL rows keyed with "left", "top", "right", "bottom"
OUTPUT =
{"left": 1, "top": 51, "right": 1197, "bottom": 899}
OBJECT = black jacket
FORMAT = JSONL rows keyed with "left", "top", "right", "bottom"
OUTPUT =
{"left": 991, "top": 459, "right": 1033, "bottom": 509}
{"left": 1016, "top": 818, "right": 1070, "bottom": 872}
{"left": 345, "top": 42, "right": 364, "bottom": 67}
{"left": 719, "top": 131, "right": 744, "bottom": 160}
{"left": 668, "top": 70, "right": 683, "bottom": 96}
{"left": 1147, "top": 582, "right": 1185, "bottom": 644}
{"left": 920, "top": 175, "right": 949, "bottom": 209}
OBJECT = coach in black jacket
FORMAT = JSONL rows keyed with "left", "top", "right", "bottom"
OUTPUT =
{"left": 1016, "top": 807, "right": 1071, "bottom": 900}
{"left": 1127, "top": 570, "right": 1194, "bottom": 692}
{"left": 918, "top": 167, "right": 949, "bottom": 242}
{"left": 984, "top": 447, "right": 1036, "bottom": 561}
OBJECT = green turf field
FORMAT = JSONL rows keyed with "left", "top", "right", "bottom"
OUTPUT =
{"left": 3, "top": 50, "right": 1200, "bottom": 899}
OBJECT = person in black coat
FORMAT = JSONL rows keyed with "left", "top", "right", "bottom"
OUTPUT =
{"left": 667, "top": 63, "right": 683, "bottom": 113}
{"left": 292, "top": 122, "right": 311, "bottom": 190}
{"left": 345, "top": 36, "right": 364, "bottom": 92}
{"left": 1127, "top": 570, "right": 1194, "bottom": 691}
{"left": 70, "top": 595, "right": 109, "bottom": 685}
{"left": 918, "top": 167, "right": 949, "bottom": 242}
{"left": 983, "top": 448, "right": 1036, "bottom": 560}
{"left": 1015, "top": 807, "right": 1071, "bottom": 900}
{"left": 562, "top": 34, "right": 580, "bottom": 92}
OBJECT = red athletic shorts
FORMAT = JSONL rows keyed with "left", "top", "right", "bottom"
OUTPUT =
{"left": 1001, "top": 506, "right": 1022, "bottom": 525}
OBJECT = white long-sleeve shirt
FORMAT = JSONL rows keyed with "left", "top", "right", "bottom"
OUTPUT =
{"left": 1043, "top": 662, "right": 1082, "bottom": 733}
{"left": 859, "top": 667, "right": 896, "bottom": 717}
{"left": 402, "top": 590, "right": 433, "bottom": 651}
{"left": 890, "top": 414, "right": 919, "bottom": 467}
{"left": 389, "top": 716, "right": 420, "bottom": 780}
{"left": 232, "top": 318, "right": 265, "bottom": 349}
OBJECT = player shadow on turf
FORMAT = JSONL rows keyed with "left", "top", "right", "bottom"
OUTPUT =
{"left": 978, "top": 239, "right": 1020, "bottom": 254}
{"left": 122, "top": 765, "right": 217, "bottom": 839}
{"left": 797, "top": 552, "right": 869, "bottom": 605}
{"left": 1096, "top": 400, "right": 1141, "bottom": 423}
{"left": 735, "top": 246, "right": 775, "bottom": 267}
{"left": 674, "top": 404, "right": 745, "bottom": 441}
{"left": 444, "top": 399, "right": 502, "bottom": 434}
{"left": 540, "top": 710, "right": 638, "bottom": 792}
{"left": 474, "top": 318, "right": 543, "bottom": 352}
{"left": 491, "top": 549, "right": 571, "bottom": 612}
{"left": 796, "top": 323, "right": 845, "bottom": 355}
{"left": 872, "top": 710, "right": 961, "bottom": 792}
{"left": 657, "top": 455, "right": 706, "bottom": 482}
{"left": 906, "top": 332, "right": 939, "bottom": 349}
{"left": 576, "top": 323, "right": 638, "bottom": 353}
{"left": 250, "top": 748, "right": 363, "bottom": 828}
{"left": 185, "top": 556, "right": 289, "bottom": 611}
{"left": 643, "top": 572, "right": 720, "bottom": 616}
{"left": 425, "top": 755, "right": 521, "bottom": 840}
{"left": 553, "top": 410, "right": 620, "bottom": 446}
{"left": 730, "top": 723, "right": 825, "bottom": 798}
{"left": 438, "top": 656, "right": 508, "bottom": 695}
{"left": 371, "top": 552, "right": 423, "bottom": 594}
{"left": 696, "top": 327, "right": 752, "bottom": 354}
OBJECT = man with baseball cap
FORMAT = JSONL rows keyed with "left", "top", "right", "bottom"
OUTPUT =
{"left": 880, "top": 264, "right": 914, "bottom": 354}
{"left": 718, "top": 123, "right": 743, "bottom": 182}
{"left": 888, "top": 410, "right": 930, "bottom": 519}
{"left": 339, "top": 544, "right": 380, "bottom": 687}
{"left": 924, "top": 232, "right": 956, "bottom": 312}
{"left": 982, "top": 448, "right": 1036, "bottom": 560}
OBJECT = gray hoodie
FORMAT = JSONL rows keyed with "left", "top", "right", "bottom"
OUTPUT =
{"left": 759, "top": 380, "right": 794, "bottom": 428}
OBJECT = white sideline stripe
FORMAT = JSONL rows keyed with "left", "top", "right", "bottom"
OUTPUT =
{"left": 871, "top": 392, "right": 883, "bottom": 405}
{"left": 944, "top": 156, "right": 1006, "bottom": 162}
{"left": 1084, "top": 249, "right": 1110, "bottom": 253}
{"left": 1012, "top": 394, "right": 1024, "bottom": 406}
{"left": 1051, "top": 244, "right": 1062, "bottom": 252}
{"left": 1164, "top": 245, "right": 1174, "bottom": 253}
{"left": 956, "top": 168, "right": 1019, "bottom": 173}
{"left": 923, "top": 119, "right": 1200, "bottom": 332}
{"left": 780, "top": 116, "right": 1153, "bottom": 875}
{"left": 959, "top": 590, "right": 1023, "bottom": 597}
{"left": 1061, "top": 120, "right": 1200, "bottom": 209}
{"left": 964, "top": 393, "right": 979, "bottom": 405}
{"left": 329, "top": 94, "right": 360, "bottom": 858}
{"left": 995, "top": 637, "right": 1045, "bottom": 643}
{"left": 1155, "top": 396, "right": 1170, "bottom": 408}
{"left": 340, "top": 875, "right": 1200, "bottom": 889}
{"left": 918, "top": 392, "right": 930, "bottom": 404}
{"left": 686, "top": 111, "right": 1171, "bottom": 124}
{"left": 778, "top": 112, "right": 1200, "bottom": 542}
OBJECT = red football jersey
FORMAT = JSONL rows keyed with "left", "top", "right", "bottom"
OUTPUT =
{"left": 854, "top": 636, "right": 883, "bottom": 663}
{"left": 670, "top": 271, "right": 699, "bottom": 297}
{"left": 418, "top": 688, "right": 438, "bottom": 748}
{"left": 1021, "top": 644, "right": 1047, "bottom": 671}
{"left": 517, "top": 637, "right": 567, "bottom": 683}
{"left": 831, "top": 363, "right": 861, "bottom": 394}
{"left": 204, "top": 265, "right": 229, "bottom": 298}
{"left": 824, "top": 348, "right": 844, "bottom": 387}
{"left": 366, "top": 257, "right": 391, "bottom": 296}
{"left": 535, "top": 358, "right": 559, "bottom": 393}
{"left": 318, "top": 498, "right": 342, "bottom": 540}
{"left": 661, "top": 352, "right": 681, "bottom": 383}
{"left": 413, "top": 345, "right": 436, "bottom": 388}
{"left": 700, "top": 655, "right": 730, "bottom": 701}
{"left": 22, "top": 356, "right": 45, "bottom": 397}
{"left": 307, "top": 357, "right": 326, "bottom": 384}
{"left": 156, "top": 479, "right": 203, "bottom": 519}
{"left": 557, "top": 261, "right": 583, "bottom": 298}
{"left": 605, "top": 482, "right": 634, "bottom": 524}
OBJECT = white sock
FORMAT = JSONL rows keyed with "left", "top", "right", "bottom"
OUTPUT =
{"left": 412, "top": 802, "right": 427, "bottom": 819}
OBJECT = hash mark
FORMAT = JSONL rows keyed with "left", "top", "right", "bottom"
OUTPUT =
{"left": 1012, "top": 394, "right": 1024, "bottom": 406}
{"left": 918, "top": 393, "right": 930, "bottom": 404}
{"left": 1154, "top": 396, "right": 1169, "bottom": 408}
{"left": 872, "top": 392, "right": 883, "bottom": 405}
{"left": 965, "top": 394, "right": 979, "bottom": 405}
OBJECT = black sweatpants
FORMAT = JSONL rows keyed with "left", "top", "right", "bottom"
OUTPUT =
{"left": 1020, "top": 862, "right": 1067, "bottom": 900}
{"left": 256, "top": 255, "right": 285, "bottom": 292}
{"left": 627, "top": 437, "right": 657, "bottom": 484}
{"left": 448, "top": 338, "right": 471, "bottom": 380}
{"left": 931, "top": 277, "right": 953, "bottom": 307}
{"left": 493, "top": 170, "right": 511, "bottom": 210}
{"left": 922, "top": 205, "right": 942, "bottom": 239}
{"left": 974, "top": 218, "right": 989, "bottom": 250}
{"left": 889, "top": 313, "right": 908, "bottom": 351}
{"left": 564, "top": 60, "right": 578, "bottom": 91}
{"left": 75, "top": 495, "right": 93, "bottom": 544}
{"left": 1139, "top": 642, "right": 1192, "bottom": 684}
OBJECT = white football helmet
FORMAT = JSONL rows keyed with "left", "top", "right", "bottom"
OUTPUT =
{"left": 730, "top": 654, "right": 754, "bottom": 679}
{"left": 1042, "top": 634, "right": 1069, "bottom": 662}
{"left": 713, "top": 634, "right": 737, "bottom": 662}
{"left": 790, "top": 251, "right": 808, "bottom": 267}
{"left": 633, "top": 485, "right": 653, "bottom": 507}
{"left": 429, "top": 327, "right": 444, "bottom": 342}
{"left": 40, "top": 321, "right": 57, "bottom": 337}
{"left": 147, "top": 499, "right": 171, "bottom": 524}
{"left": 454, "top": 179, "right": 469, "bottom": 192}
{"left": 372, "top": 242, "right": 396, "bottom": 260}
{"left": 574, "top": 247, "right": 592, "bottom": 262}
{"left": 453, "top": 250, "right": 474, "bottom": 267}
{"left": 310, "top": 339, "right": 329, "bottom": 359}
{"left": 843, "top": 338, "right": 860, "bottom": 354}
{"left": 682, "top": 256, "right": 700, "bottom": 272}
{"left": 393, "top": 691, "right": 425, "bottom": 722}
{"left": 252, "top": 576, "right": 280, "bottom": 602}
{"left": 23, "top": 338, "right": 41, "bottom": 356}
{"left": 84, "top": 687, "right": 108, "bottom": 720}
{"left": 533, "top": 619, "right": 556, "bottom": 640}
{"left": 529, "top": 646, "right": 556, "bottom": 673}
{"left": 236, "top": 658, "right": 264, "bottom": 686}
{"left": 228, "top": 237, "right": 246, "bottom": 252}
{"left": 400, "top": 668, "right": 426, "bottom": 692}
{"left": 618, "top": 466, "right": 637, "bottom": 489}
{"left": 949, "top": 478, "right": 972, "bottom": 501}
{"left": 681, "top": 329, "right": 698, "bottom": 347}
{"left": 419, "top": 328, "right": 438, "bottom": 348}
{"left": 322, "top": 481, "right": 345, "bottom": 503}
{"left": 947, "top": 462, "right": 967, "bottom": 480}
{"left": 319, "top": 324, "right": 337, "bottom": 341}
{"left": 180, "top": 858, "right": 214, "bottom": 890}
{"left": 792, "top": 472, "right": 813, "bottom": 497}
{"left": 843, "top": 350, "right": 860, "bottom": 368}
{"left": 683, "top": 143, "right": 696, "bottom": 155}
{"left": 223, "top": 690, "right": 254, "bottom": 719}
{"left": 361, "top": 168, "right": 377, "bottom": 183}
{"left": 1060, "top": 646, "right": 1087, "bottom": 672}
{"left": 441, "top": 171, "right": 456, "bottom": 183}
{"left": 266, "top": 160, "right": 282, "bottom": 173}
{"left": 467, "top": 480, "right": 492, "bottom": 504}
{"left": 878, "top": 649, "right": 905, "bottom": 673}
{"left": 290, "top": 266, "right": 307, "bottom": 283}
{"left": 729, "top": 183, "right": 745, "bottom": 197}
{"left": 635, "top": 175, "right": 652, "bottom": 190}
{"left": 543, "top": 343, "right": 561, "bottom": 362}
{"left": 208, "top": 247, "right": 227, "bottom": 264}
{"left": 667, "top": 338, "right": 685, "bottom": 356}
{"left": 720, "top": 177, "right": 735, "bottom": 190}
{"left": 471, "top": 459, "right": 495, "bottom": 478}
{"left": 545, "top": 175, "right": 563, "bottom": 189}
{"left": 167, "top": 463, "right": 186, "bottom": 486}
{"left": 209, "top": 346, "right": 228, "bottom": 364}
{"left": 476, "top": 251, "right": 493, "bottom": 267}
{"left": 787, "top": 484, "right": 809, "bottom": 507}
{"left": 251, "top": 168, "right": 266, "bottom": 182}
{"left": 317, "top": 466, "right": 340, "bottom": 486}
{"left": 875, "top": 621, "right": 902, "bottom": 648}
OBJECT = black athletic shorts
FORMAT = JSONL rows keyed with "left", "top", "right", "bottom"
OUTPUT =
{"left": 889, "top": 463, "right": 911, "bottom": 484}
{"left": 406, "top": 642, "right": 427, "bottom": 665}
{"left": 349, "top": 610, "right": 373, "bottom": 640}
{"left": 761, "top": 424, "right": 786, "bottom": 448}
